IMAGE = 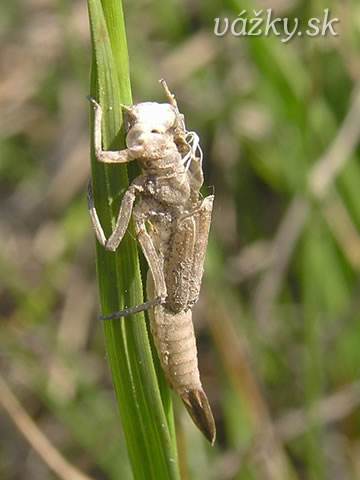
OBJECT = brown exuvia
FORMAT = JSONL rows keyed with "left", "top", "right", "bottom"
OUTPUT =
{"left": 87, "top": 80, "right": 216, "bottom": 444}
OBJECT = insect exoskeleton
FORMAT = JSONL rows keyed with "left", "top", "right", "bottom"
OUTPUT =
{"left": 88, "top": 80, "right": 216, "bottom": 444}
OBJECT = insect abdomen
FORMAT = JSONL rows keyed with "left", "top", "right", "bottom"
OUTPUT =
{"left": 149, "top": 305, "right": 216, "bottom": 444}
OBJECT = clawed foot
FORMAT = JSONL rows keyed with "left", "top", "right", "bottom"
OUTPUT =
{"left": 86, "top": 94, "right": 101, "bottom": 111}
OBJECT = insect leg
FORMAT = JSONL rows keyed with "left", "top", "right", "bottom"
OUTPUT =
{"left": 98, "top": 266, "right": 162, "bottom": 320}
{"left": 87, "top": 180, "right": 107, "bottom": 246}
{"left": 88, "top": 95, "right": 131, "bottom": 164}
{"left": 87, "top": 176, "right": 145, "bottom": 252}
{"left": 159, "top": 79, "right": 178, "bottom": 110}
{"left": 98, "top": 296, "right": 162, "bottom": 320}
{"left": 133, "top": 204, "right": 167, "bottom": 302}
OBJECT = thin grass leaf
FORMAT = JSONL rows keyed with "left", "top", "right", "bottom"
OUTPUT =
{"left": 87, "top": 1, "right": 179, "bottom": 478}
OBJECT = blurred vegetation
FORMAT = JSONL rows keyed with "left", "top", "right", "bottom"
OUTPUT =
{"left": 1, "top": 0, "right": 360, "bottom": 479}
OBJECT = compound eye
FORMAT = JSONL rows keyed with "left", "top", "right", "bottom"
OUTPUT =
{"left": 123, "top": 114, "right": 135, "bottom": 133}
{"left": 151, "top": 129, "right": 161, "bottom": 134}
{"left": 124, "top": 119, "right": 130, "bottom": 133}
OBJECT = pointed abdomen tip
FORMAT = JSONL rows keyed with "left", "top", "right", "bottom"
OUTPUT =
{"left": 181, "top": 388, "right": 216, "bottom": 445}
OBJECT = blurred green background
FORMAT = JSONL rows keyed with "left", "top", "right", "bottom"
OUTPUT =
{"left": 1, "top": 0, "right": 360, "bottom": 479}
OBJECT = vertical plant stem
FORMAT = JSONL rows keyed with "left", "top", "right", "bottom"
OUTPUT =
{"left": 87, "top": 1, "right": 179, "bottom": 478}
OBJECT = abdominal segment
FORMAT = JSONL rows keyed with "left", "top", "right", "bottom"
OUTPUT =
{"left": 150, "top": 305, "right": 201, "bottom": 394}
{"left": 147, "top": 275, "right": 216, "bottom": 444}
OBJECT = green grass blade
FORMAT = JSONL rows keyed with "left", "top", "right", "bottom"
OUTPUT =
{"left": 87, "top": 1, "right": 179, "bottom": 478}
